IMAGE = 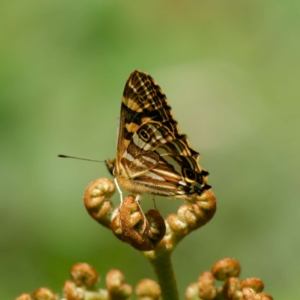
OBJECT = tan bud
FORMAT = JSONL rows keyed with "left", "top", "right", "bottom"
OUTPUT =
{"left": 83, "top": 178, "right": 116, "bottom": 228}
{"left": 106, "top": 270, "right": 132, "bottom": 299}
{"left": 211, "top": 258, "right": 241, "bottom": 281}
{"left": 197, "top": 271, "right": 217, "bottom": 299}
{"left": 63, "top": 280, "right": 84, "bottom": 300}
{"left": 33, "top": 287, "right": 58, "bottom": 300}
{"left": 111, "top": 196, "right": 165, "bottom": 251}
{"left": 135, "top": 279, "right": 161, "bottom": 300}
{"left": 241, "top": 278, "right": 264, "bottom": 293}
{"left": 185, "top": 282, "right": 200, "bottom": 300}
{"left": 70, "top": 263, "right": 99, "bottom": 288}
{"left": 168, "top": 189, "right": 216, "bottom": 236}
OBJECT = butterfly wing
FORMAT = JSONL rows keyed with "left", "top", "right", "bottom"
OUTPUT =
{"left": 114, "top": 70, "right": 210, "bottom": 198}
{"left": 127, "top": 121, "right": 210, "bottom": 198}
{"left": 116, "top": 70, "right": 181, "bottom": 161}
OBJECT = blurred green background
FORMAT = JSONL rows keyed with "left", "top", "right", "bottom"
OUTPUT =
{"left": 1, "top": 1, "right": 299, "bottom": 299}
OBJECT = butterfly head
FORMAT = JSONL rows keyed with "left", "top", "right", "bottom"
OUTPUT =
{"left": 105, "top": 158, "right": 116, "bottom": 176}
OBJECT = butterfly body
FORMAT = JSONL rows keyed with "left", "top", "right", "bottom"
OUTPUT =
{"left": 106, "top": 70, "right": 210, "bottom": 200}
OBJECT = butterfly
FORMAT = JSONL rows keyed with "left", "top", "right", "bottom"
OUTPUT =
{"left": 105, "top": 70, "right": 210, "bottom": 202}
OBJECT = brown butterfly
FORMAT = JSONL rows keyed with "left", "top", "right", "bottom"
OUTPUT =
{"left": 105, "top": 70, "right": 210, "bottom": 202}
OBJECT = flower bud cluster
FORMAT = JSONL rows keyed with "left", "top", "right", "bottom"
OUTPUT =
{"left": 185, "top": 258, "right": 273, "bottom": 300}
{"left": 111, "top": 195, "right": 166, "bottom": 251}
{"left": 15, "top": 263, "right": 161, "bottom": 300}
{"left": 84, "top": 178, "right": 216, "bottom": 252}
{"left": 168, "top": 190, "right": 216, "bottom": 235}
{"left": 164, "top": 189, "right": 216, "bottom": 250}
{"left": 84, "top": 178, "right": 166, "bottom": 251}
{"left": 135, "top": 279, "right": 161, "bottom": 300}
{"left": 63, "top": 262, "right": 108, "bottom": 300}
{"left": 84, "top": 178, "right": 117, "bottom": 228}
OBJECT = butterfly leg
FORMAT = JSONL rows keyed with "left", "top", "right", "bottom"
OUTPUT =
{"left": 135, "top": 194, "right": 147, "bottom": 231}
{"left": 135, "top": 194, "right": 144, "bottom": 215}
{"left": 152, "top": 195, "right": 158, "bottom": 210}
{"left": 114, "top": 177, "right": 123, "bottom": 203}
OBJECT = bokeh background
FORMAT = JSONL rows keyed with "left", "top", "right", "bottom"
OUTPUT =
{"left": 1, "top": 1, "right": 299, "bottom": 299}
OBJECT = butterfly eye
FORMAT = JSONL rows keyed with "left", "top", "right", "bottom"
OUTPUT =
{"left": 183, "top": 167, "right": 197, "bottom": 183}
{"left": 139, "top": 129, "right": 150, "bottom": 142}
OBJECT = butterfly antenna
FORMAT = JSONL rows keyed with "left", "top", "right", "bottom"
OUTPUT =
{"left": 57, "top": 154, "right": 104, "bottom": 163}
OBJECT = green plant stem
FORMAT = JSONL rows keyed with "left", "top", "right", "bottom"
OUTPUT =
{"left": 146, "top": 249, "right": 179, "bottom": 300}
